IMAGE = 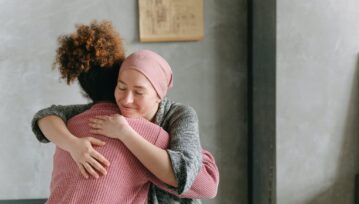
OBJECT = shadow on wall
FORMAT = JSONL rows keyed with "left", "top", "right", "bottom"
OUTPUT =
{"left": 307, "top": 55, "right": 359, "bottom": 204}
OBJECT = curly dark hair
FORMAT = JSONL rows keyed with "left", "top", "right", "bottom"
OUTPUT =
{"left": 53, "top": 20, "right": 125, "bottom": 102}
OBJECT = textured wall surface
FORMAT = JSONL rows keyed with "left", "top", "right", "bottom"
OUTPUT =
{"left": 0, "top": 1, "right": 247, "bottom": 203}
{"left": 277, "top": 1, "right": 359, "bottom": 203}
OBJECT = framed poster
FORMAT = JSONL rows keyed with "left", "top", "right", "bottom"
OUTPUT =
{"left": 138, "top": 0, "right": 204, "bottom": 42}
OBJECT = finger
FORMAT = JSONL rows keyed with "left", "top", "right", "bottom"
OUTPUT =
{"left": 111, "top": 114, "right": 121, "bottom": 118}
{"left": 83, "top": 162, "right": 99, "bottom": 179}
{"left": 88, "top": 121, "right": 102, "bottom": 129}
{"left": 77, "top": 163, "right": 89, "bottom": 179}
{"left": 91, "top": 150, "right": 110, "bottom": 167}
{"left": 89, "top": 129, "right": 102, "bottom": 135}
{"left": 94, "top": 116, "right": 109, "bottom": 121}
{"left": 88, "top": 137, "right": 106, "bottom": 146}
{"left": 89, "top": 118, "right": 103, "bottom": 123}
{"left": 88, "top": 157, "right": 107, "bottom": 176}
{"left": 89, "top": 118, "right": 105, "bottom": 126}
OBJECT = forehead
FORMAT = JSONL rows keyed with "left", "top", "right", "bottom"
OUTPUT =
{"left": 118, "top": 69, "right": 152, "bottom": 88}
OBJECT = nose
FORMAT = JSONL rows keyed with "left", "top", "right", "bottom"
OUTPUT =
{"left": 123, "top": 91, "right": 134, "bottom": 104}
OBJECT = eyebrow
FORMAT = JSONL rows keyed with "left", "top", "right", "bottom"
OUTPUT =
{"left": 118, "top": 80, "right": 145, "bottom": 90}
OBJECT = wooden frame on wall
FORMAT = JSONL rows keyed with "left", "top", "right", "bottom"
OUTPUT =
{"left": 138, "top": 0, "right": 204, "bottom": 42}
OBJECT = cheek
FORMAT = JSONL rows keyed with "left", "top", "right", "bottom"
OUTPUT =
{"left": 114, "top": 89, "right": 123, "bottom": 100}
{"left": 135, "top": 98, "right": 146, "bottom": 107}
{"left": 114, "top": 89, "right": 118, "bottom": 97}
{"left": 137, "top": 97, "right": 155, "bottom": 110}
{"left": 132, "top": 98, "right": 145, "bottom": 110}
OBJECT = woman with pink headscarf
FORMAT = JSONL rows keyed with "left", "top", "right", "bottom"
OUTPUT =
{"left": 33, "top": 47, "right": 219, "bottom": 203}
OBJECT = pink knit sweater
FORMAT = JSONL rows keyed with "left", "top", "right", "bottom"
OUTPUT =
{"left": 47, "top": 103, "right": 219, "bottom": 204}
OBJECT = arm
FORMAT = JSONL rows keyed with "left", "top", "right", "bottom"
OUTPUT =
{"left": 31, "top": 104, "right": 110, "bottom": 178}
{"left": 150, "top": 149, "right": 219, "bottom": 199}
{"left": 119, "top": 104, "right": 203, "bottom": 192}
{"left": 89, "top": 115, "right": 178, "bottom": 187}
{"left": 162, "top": 105, "right": 203, "bottom": 194}
{"left": 31, "top": 104, "right": 92, "bottom": 142}
{"left": 89, "top": 114, "right": 219, "bottom": 198}
{"left": 122, "top": 127, "right": 177, "bottom": 187}
{"left": 88, "top": 104, "right": 203, "bottom": 192}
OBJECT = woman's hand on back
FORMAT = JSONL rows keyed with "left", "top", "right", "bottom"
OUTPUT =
{"left": 37, "top": 115, "right": 111, "bottom": 179}
{"left": 68, "top": 137, "right": 110, "bottom": 179}
{"left": 88, "top": 114, "right": 133, "bottom": 141}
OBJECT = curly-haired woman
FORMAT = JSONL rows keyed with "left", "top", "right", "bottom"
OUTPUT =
{"left": 32, "top": 20, "right": 219, "bottom": 203}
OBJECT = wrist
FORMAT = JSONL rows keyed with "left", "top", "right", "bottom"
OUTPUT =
{"left": 119, "top": 127, "right": 136, "bottom": 143}
{"left": 62, "top": 135, "right": 78, "bottom": 152}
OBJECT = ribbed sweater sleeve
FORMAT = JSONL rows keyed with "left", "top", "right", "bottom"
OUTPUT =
{"left": 31, "top": 104, "right": 92, "bottom": 143}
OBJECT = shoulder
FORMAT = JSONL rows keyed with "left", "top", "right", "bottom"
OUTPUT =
{"left": 170, "top": 103, "right": 197, "bottom": 120}
{"left": 160, "top": 98, "right": 198, "bottom": 124}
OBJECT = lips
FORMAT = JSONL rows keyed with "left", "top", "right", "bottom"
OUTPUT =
{"left": 121, "top": 105, "right": 134, "bottom": 110}
{"left": 120, "top": 105, "right": 135, "bottom": 115}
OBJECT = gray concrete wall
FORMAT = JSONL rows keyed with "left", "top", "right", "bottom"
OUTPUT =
{"left": 0, "top": 1, "right": 247, "bottom": 203}
{"left": 277, "top": 0, "right": 359, "bottom": 203}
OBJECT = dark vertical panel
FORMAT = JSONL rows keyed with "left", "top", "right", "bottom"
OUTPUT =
{"left": 251, "top": 0, "right": 276, "bottom": 204}
{"left": 355, "top": 174, "right": 359, "bottom": 204}
{"left": 247, "top": 0, "right": 253, "bottom": 203}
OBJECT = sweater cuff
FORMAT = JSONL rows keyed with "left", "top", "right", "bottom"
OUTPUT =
{"left": 166, "top": 150, "right": 201, "bottom": 194}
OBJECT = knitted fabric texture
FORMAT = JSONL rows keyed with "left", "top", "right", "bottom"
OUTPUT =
{"left": 47, "top": 103, "right": 169, "bottom": 204}
{"left": 32, "top": 99, "right": 220, "bottom": 203}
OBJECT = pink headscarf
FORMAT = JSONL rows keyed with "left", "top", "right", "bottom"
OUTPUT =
{"left": 119, "top": 50, "right": 173, "bottom": 99}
